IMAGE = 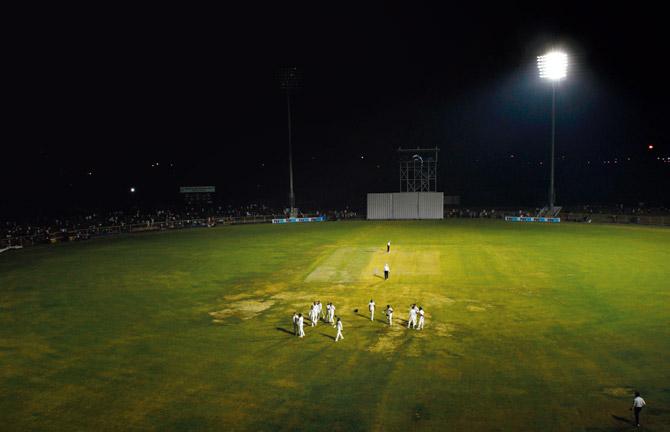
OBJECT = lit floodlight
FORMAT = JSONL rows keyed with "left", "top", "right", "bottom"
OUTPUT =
{"left": 537, "top": 51, "right": 568, "bottom": 80}
{"left": 537, "top": 50, "right": 569, "bottom": 212}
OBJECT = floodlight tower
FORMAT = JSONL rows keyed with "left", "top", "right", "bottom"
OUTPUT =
{"left": 537, "top": 51, "right": 568, "bottom": 212}
{"left": 278, "top": 67, "right": 302, "bottom": 217}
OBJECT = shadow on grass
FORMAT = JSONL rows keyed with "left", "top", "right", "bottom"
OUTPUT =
{"left": 611, "top": 414, "right": 632, "bottom": 425}
{"left": 354, "top": 314, "right": 388, "bottom": 325}
{"left": 319, "top": 333, "right": 335, "bottom": 340}
{"left": 373, "top": 274, "right": 385, "bottom": 280}
{"left": 276, "top": 327, "right": 295, "bottom": 336}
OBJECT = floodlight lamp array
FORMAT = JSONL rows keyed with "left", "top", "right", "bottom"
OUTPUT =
{"left": 537, "top": 51, "right": 568, "bottom": 81}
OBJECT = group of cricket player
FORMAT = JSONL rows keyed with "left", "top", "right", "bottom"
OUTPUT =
{"left": 289, "top": 240, "right": 425, "bottom": 342}
{"left": 290, "top": 301, "right": 426, "bottom": 342}
{"left": 291, "top": 301, "right": 344, "bottom": 341}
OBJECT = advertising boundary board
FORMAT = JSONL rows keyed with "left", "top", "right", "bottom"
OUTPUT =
{"left": 505, "top": 216, "right": 561, "bottom": 223}
{"left": 272, "top": 216, "right": 327, "bottom": 224}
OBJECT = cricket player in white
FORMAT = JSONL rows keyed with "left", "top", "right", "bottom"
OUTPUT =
{"left": 407, "top": 304, "right": 418, "bottom": 329}
{"left": 632, "top": 391, "right": 646, "bottom": 427}
{"left": 385, "top": 305, "right": 394, "bottom": 326}
{"left": 325, "top": 303, "right": 332, "bottom": 324}
{"left": 417, "top": 306, "right": 425, "bottom": 330}
{"left": 369, "top": 299, "right": 375, "bottom": 321}
{"left": 384, "top": 263, "right": 390, "bottom": 280}
{"left": 335, "top": 317, "right": 343, "bottom": 341}
{"left": 317, "top": 301, "right": 324, "bottom": 321}
{"left": 292, "top": 312, "right": 298, "bottom": 335}
{"left": 387, "top": 241, "right": 391, "bottom": 253}
{"left": 329, "top": 304, "right": 336, "bottom": 325}
{"left": 297, "top": 313, "right": 305, "bottom": 338}
{"left": 310, "top": 302, "right": 318, "bottom": 327}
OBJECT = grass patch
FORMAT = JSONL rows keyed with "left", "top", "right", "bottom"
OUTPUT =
{"left": 0, "top": 220, "right": 668, "bottom": 430}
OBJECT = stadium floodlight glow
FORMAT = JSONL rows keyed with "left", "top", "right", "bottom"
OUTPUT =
{"left": 537, "top": 51, "right": 568, "bottom": 81}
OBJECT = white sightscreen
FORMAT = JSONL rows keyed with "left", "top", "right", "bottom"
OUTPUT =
{"left": 392, "top": 192, "right": 419, "bottom": 219}
{"left": 418, "top": 192, "right": 444, "bottom": 219}
{"left": 367, "top": 193, "right": 393, "bottom": 219}
{"left": 367, "top": 192, "right": 444, "bottom": 219}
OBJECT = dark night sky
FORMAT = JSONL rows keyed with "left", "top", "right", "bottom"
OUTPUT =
{"left": 2, "top": 3, "right": 668, "bottom": 218}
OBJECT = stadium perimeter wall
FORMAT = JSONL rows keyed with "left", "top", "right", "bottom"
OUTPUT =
{"left": 367, "top": 192, "right": 444, "bottom": 220}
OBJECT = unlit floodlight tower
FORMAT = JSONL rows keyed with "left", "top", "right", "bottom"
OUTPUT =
{"left": 537, "top": 51, "right": 568, "bottom": 213}
{"left": 278, "top": 67, "right": 302, "bottom": 218}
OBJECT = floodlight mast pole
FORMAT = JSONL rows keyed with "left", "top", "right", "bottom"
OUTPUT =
{"left": 287, "top": 89, "right": 295, "bottom": 216}
{"left": 549, "top": 82, "right": 556, "bottom": 212}
{"left": 538, "top": 51, "right": 567, "bottom": 213}
{"left": 279, "top": 67, "right": 300, "bottom": 218}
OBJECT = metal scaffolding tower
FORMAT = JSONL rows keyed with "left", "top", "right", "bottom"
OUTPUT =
{"left": 398, "top": 147, "right": 439, "bottom": 192}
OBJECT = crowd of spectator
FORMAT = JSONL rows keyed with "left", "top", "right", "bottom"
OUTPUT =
{"left": 444, "top": 205, "right": 670, "bottom": 220}
{"left": 1, "top": 204, "right": 363, "bottom": 248}
{"left": 564, "top": 204, "right": 670, "bottom": 216}
{"left": 2, "top": 205, "right": 274, "bottom": 246}
{"left": 2, "top": 203, "right": 667, "bottom": 250}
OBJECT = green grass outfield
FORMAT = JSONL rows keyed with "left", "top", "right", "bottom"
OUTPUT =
{"left": 1, "top": 220, "right": 669, "bottom": 431}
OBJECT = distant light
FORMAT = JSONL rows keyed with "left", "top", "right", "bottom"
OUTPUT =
{"left": 130, "top": 187, "right": 135, "bottom": 193}
{"left": 360, "top": 155, "right": 364, "bottom": 159}
{"left": 648, "top": 144, "right": 654, "bottom": 150}
{"left": 538, "top": 51, "right": 568, "bottom": 81}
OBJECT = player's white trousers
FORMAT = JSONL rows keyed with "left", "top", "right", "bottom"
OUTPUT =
{"left": 335, "top": 330, "right": 343, "bottom": 341}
